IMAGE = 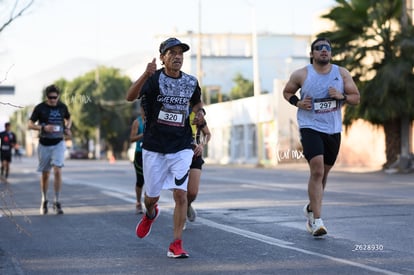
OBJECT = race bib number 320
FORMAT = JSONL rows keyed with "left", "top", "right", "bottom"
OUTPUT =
{"left": 157, "top": 108, "right": 185, "bottom": 127}
{"left": 313, "top": 98, "right": 338, "bottom": 113}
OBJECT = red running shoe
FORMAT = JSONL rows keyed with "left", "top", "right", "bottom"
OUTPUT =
{"left": 167, "top": 239, "right": 189, "bottom": 258}
{"left": 135, "top": 204, "right": 159, "bottom": 238}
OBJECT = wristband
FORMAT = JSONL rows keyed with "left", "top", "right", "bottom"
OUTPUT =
{"left": 289, "top": 95, "right": 299, "bottom": 106}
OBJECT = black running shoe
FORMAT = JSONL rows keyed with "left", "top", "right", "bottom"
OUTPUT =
{"left": 53, "top": 202, "right": 64, "bottom": 215}
{"left": 40, "top": 200, "right": 48, "bottom": 215}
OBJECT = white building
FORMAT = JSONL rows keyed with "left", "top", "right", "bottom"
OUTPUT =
{"left": 169, "top": 32, "right": 390, "bottom": 169}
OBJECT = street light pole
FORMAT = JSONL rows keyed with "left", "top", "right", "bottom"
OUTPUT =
{"left": 251, "top": 3, "right": 263, "bottom": 166}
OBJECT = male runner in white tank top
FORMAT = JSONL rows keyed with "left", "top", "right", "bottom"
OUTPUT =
{"left": 282, "top": 37, "right": 360, "bottom": 237}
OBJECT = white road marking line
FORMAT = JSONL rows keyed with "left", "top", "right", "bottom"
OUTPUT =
{"left": 68, "top": 178, "right": 402, "bottom": 275}
{"left": 198, "top": 217, "right": 293, "bottom": 246}
{"left": 197, "top": 217, "right": 402, "bottom": 275}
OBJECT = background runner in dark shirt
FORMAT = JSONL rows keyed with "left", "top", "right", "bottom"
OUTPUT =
{"left": 0, "top": 122, "right": 17, "bottom": 179}
{"left": 28, "top": 84, "right": 72, "bottom": 215}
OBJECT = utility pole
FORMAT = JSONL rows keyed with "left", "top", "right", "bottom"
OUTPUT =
{"left": 398, "top": 0, "right": 413, "bottom": 171}
{"left": 94, "top": 68, "right": 101, "bottom": 160}
{"left": 197, "top": 0, "right": 203, "bottom": 98}
{"left": 252, "top": 5, "right": 261, "bottom": 98}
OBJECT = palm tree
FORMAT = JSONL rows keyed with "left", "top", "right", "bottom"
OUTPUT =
{"left": 317, "top": 0, "right": 414, "bottom": 168}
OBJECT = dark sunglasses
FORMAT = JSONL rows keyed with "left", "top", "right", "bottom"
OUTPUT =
{"left": 313, "top": 44, "right": 331, "bottom": 51}
{"left": 48, "top": 96, "right": 58, "bottom": 99}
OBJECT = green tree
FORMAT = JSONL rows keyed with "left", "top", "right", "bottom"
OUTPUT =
{"left": 60, "top": 66, "right": 133, "bottom": 158}
{"left": 317, "top": 0, "right": 414, "bottom": 168}
{"left": 230, "top": 73, "right": 254, "bottom": 100}
{"left": 9, "top": 105, "right": 32, "bottom": 150}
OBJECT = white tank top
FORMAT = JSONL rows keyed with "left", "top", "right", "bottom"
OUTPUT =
{"left": 297, "top": 64, "right": 344, "bottom": 134}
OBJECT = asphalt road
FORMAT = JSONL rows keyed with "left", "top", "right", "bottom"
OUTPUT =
{"left": 0, "top": 157, "right": 413, "bottom": 275}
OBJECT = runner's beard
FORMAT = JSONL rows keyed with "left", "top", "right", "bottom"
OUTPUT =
{"left": 315, "top": 58, "right": 330, "bottom": 66}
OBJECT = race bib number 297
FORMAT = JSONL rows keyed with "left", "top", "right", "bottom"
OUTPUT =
{"left": 313, "top": 98, "right": 338, "bottom": 113}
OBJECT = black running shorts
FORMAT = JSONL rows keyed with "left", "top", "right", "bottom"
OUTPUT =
{"left": 300, "top": 128, "right": 341, "bottom": 166}
{"left": 134, "top": 151, "right": 144, "bottom": 187}
{"left": 0, "top": 151, "right": 12, "bottom": 162}
{"left": 190, "top": 155, "right": 205, "bottom": 170}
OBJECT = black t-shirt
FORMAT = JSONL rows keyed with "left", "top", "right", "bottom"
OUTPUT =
{"left": 141, "top": 69, "right": 202, "bottom": 154}
{"left": 0, "top": 131, "right": 16, "bottom": 154}
{"left": 30, "top": 101, "right": 71, "bottom": 146}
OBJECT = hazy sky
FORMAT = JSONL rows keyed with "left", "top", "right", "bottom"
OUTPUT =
{"left": 0, "top": 0, "right": 336, "bottom": 81}
{"left": 0, "top": 0, "right": 338, "bottom": 125}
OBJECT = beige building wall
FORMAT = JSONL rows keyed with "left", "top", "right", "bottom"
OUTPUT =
{"left": 204, "top": 86, "right": 399, "bottom": 170}
{"left": 336, "top": 120, "right": 386, "bottom": 170}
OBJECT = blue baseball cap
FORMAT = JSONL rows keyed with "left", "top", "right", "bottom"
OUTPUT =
{"left": 159, "top": 38, "right": 190, "bottom": 55}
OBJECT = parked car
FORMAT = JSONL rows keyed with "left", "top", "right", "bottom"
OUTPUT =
{"left": 69, "top": 147, "right": 89, "bottom": 159}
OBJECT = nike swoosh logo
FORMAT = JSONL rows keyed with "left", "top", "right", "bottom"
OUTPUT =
{"left": 174, "top": 171, "right": 189, "bottom": 186}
